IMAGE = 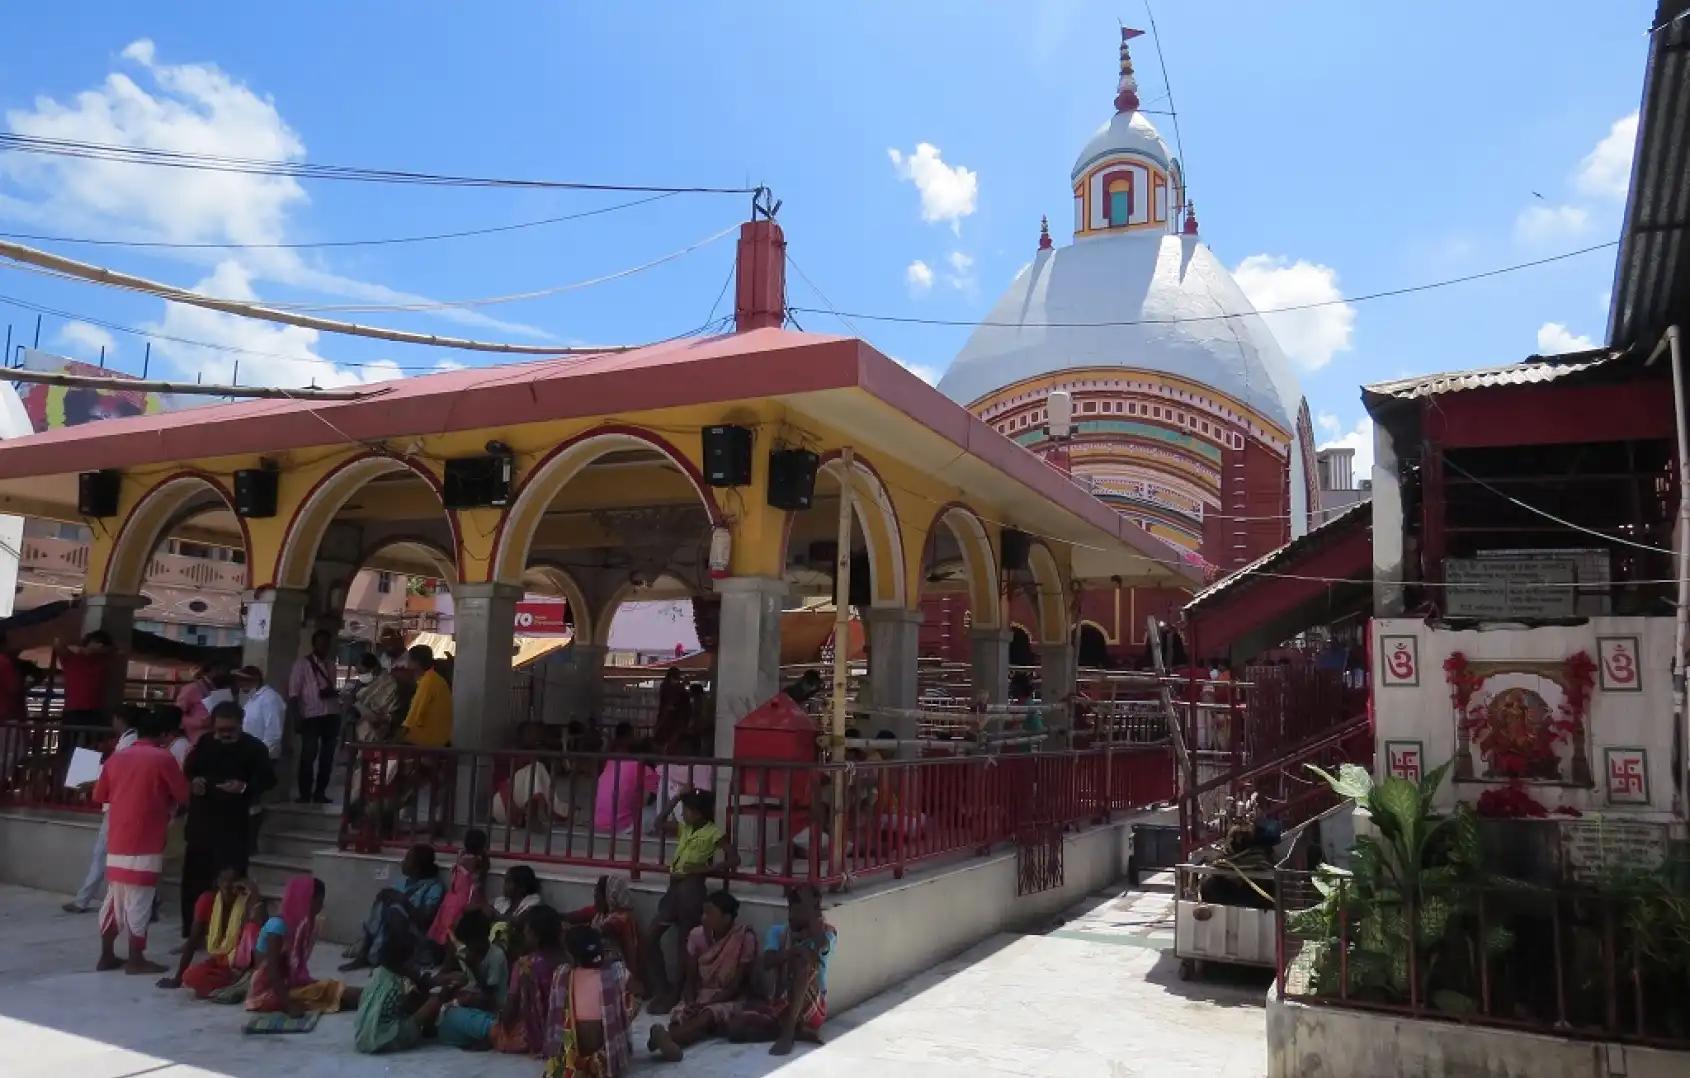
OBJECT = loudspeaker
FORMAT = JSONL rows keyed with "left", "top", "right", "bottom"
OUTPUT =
{"left": 702, "top": 425, "right": 752, "bottom": 486}
{"left": 233, "top": 468, "right": 278, "bottom": 518}
{"left": 78, "top": 470, "right": 120, "bottom": 517}
{"left": 767, "top": 448, "right": 820, "bottom": 510}
{"left": 443, "top": 454, "right": 513, "bottom": 509}
{"left": 1001, "top": 528, "right": 1031, "bottom": 572}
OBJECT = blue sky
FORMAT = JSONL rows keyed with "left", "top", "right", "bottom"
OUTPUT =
{"left": 0, "top": 2, "right": 1657, "bottom": 468}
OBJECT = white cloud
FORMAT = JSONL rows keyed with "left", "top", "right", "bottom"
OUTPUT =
{"left": 0, "top": 38, "right": 544, "bottom": 385}
{"left": 1316, "top": 411, "right": 1341, "bottom": 437}
{"left": 1514, "top": 203, "right": 1589, "bottom": 245}
{"left": 1574, "top": 112, "right": 1638, "bottom": 199}
{"left": 893, "top": 357, "right": 941, "bottom": 385}
{"left": 53, "top": 321, "right": 117, "bottom": 361}
{"left": 1536, "top": 321, "right": 1596, "bottom": 355}
{"left": 1231, "top": 254, "right": 1355, "bottom": 371}
{"left": 945, "top": 250, "right": 975, "bottom": 291}
{"left": 1319, "top": 416, "right": 1375, "bottom": 481}
{"left": 887, "top": 143, "right": 978, "bottom": 232}
{"left": 905, "top": 259, "right": 933, "bottom": 296}
{"left": 143, "top": 260, "right": 403, "bottom": 389}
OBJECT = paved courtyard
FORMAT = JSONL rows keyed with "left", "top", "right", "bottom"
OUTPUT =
{"left": 0, "top": 880, "right": 1267, "bottom": 1077}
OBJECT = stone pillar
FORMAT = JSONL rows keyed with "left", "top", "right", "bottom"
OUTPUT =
{"left": 711, "top": 576, "right": 787, "bottom": 760}
{"left": 81, "top": 593, "right": 146, "bottom": 710}
{"left": 970, "top": 627, "right": 1012, "bottom": 705}
{"left": 448, "top": 582, "right": 522, "bottom": 751}
{"left": 864, "top": 607, "right": 921, "bottom": 751}
{"left": 241, "top": 588, "right": 309, "bottom": 690}
{"left": 1040, "top": 641, "right": 1077, "bottom": 742}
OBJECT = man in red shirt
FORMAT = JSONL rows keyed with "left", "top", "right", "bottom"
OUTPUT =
{"left": 55, "top": 631, "right": 116, "bottom": 725}
{"left": 92, "top": 707, "right": 190, "bottom": 974}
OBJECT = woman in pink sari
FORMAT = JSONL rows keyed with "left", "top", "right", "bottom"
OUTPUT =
{"left": 248, "top": 875, "right": 361, "bottom": 1015}
{"left": 647, "top": 889, "right": 757, "bottom": 1061}
{"left": 592, "top": 725, "right": 657, "bottom": 834}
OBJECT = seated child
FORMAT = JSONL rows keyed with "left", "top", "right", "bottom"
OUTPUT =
{"left": 433, "top": 908, "right": 510, "bottom": 1050}
{"left": 352, "top": 931, "right": 443, "bottom": 1054}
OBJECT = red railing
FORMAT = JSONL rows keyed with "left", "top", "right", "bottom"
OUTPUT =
{"left": 1275, "top": 870, "right": 1690, "bottom": 1049}
{"left": 339, "top": 742, "right": 1175, "bottom": 889}
{"left": 0, "top": 721, "right": 115, "bottom": 813}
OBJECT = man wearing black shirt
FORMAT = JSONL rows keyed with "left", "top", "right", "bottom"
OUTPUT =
{"left": 179, "top": 701, "right": 275, "bottom": 936}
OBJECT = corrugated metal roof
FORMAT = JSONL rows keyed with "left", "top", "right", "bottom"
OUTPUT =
{"left": 1183, "top": 498, "right": 1371, "bottom": 614}
{"left": 1608, "top": 1, "right": 1690, "bottom": 349}
{"left": 1362, "top": 348, "right": 1625, "bottom": 405}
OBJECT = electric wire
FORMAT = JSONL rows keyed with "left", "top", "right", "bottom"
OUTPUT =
{"left": 788, "top": 241, "right": 1619, "bottom": 329}
{"left": 0, "top": 192, "right": 679, "bottom": 251}
{"left": 0, "top": 132, "right": 760, "bottom": 194}
{"left": 1439, "top": 455, "right": 1676, "bottom": 556}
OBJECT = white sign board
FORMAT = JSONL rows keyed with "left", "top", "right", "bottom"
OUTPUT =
{"left": 244, "top": 601, "right": 272, "bottom": 643}
{"left": 1444, "top": 557, "right": 1575, "bottom": 619}
{"left": 1559, "top": 817, "right": 1669, "bottom": 883}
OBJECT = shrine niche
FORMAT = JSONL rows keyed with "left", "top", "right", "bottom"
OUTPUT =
{"left": 1446, "top": 651, "right": 1596, "bottom": 788}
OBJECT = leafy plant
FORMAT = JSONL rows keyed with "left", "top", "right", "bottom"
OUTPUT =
{"left": 1286, "top": 759, "right": 1510, "bottom": 1010}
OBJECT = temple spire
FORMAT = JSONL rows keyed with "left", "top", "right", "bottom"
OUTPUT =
{"left": 1182, "top": 201, "right": 1200, "bottom": 236}
{"left": 1114, "top": 27, "right": 1145, "bottom": 113}
{"left": 1038, "top": 214, "right": 1052, "bottom": 251}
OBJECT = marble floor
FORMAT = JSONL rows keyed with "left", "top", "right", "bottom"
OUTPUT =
{"left": 0, "top": 878, "right": 1267, "bottom": 1077}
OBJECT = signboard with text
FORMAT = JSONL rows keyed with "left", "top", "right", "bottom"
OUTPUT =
{"left": 513, "top": 601, "right": 571, "bottom": 635}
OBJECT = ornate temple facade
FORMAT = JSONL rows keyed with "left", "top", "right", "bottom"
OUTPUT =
{"left": 932, "top": 29, "right": 1318, "bottom": 665}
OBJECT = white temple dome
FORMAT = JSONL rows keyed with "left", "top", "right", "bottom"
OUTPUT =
{"left": 936, "top": 232, "right": 1301, "bottom": 429}
{"left": 1072, "top": 110, "right": 1172, "bottom": 183}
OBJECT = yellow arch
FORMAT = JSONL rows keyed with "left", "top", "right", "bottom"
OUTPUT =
{"left": 276, "top": 454, "right": 452, "bottom": 590}
{"left": 103, "top": 473, "right": 248, "bottom": 595}
{"left": 923, "top": 504, "right": 999, "bottom": 630}
{"left": 817, "top": 454, "right": 906, "bottom": 608}
{"left": 491, "top": 428, "right": 720, "bottom": 587}
{"left": 1026, "top": 539, "right": 1070, "bottom": 646}
{"left": 521, "top": 563, "right": 595, "bottom": 645}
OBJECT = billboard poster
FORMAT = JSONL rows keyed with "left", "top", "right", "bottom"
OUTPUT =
{"left": 14, "top": 348, "right": 176, "bottom": 431}
{"left": 513, "top": 601, "right": 571, "bottom": 635}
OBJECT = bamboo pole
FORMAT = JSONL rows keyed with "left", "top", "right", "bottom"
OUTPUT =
{"left": 830, "top": 447, "right": 855, "bottom": 883}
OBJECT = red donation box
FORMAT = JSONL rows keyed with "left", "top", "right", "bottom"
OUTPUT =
{"left": 733, "top": 689, "right": 818, "bottom": 807}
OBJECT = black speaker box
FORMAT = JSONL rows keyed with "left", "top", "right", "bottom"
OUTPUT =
{"left": 233, "top": 468, "right": 278, "bottom": 518}
{"left": 443, "top": 455, "right": 513, "bottom": 509}
{"left": 702, "top": 425, "right": 752, "bottom": 486}
{"left": 1001, "top": 528, "right": 1031, "bottom": 572}
{"left": 78, "top": 470, "right": 120, "bottom": 517}
{"left": 768, "top": 448, "right": 820, "bottom": 510}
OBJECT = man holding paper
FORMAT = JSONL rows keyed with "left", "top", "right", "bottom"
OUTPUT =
{"left": 93, "top": 707, "right": 190, "bottom": 974}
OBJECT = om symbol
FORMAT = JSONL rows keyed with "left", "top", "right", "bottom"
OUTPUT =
{"left": 1387, "top": 643, "right": 1416, "bottom": 680}
{"left": 1605, "top": 646, "right": 1636, "bottom": 685}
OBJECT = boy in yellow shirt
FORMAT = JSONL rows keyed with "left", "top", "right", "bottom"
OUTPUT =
{"left": 645, "top": 790, "right": 736, "bottom": 1012}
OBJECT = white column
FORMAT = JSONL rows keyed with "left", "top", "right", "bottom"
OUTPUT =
{"left": 711, "top": 576, "right": 787, "bottom": 759}
{"left": 864, "top": 607, "right": 921, "bottom": 751}
{"left": 241, "top": 588, "right": 309, "bottom": 689}
{"left": 81, "top": 593, "right": 146, "bottom": 710}
{"left": 448, "top": 582, "right": 522, "bottom": 751}
{"left": 971, "top": 627, "right": 1012, "bottom": 705}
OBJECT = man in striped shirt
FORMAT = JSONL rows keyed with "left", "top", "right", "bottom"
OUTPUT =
{"left": 93, "top": 707, "right": 190, "bottom": 974}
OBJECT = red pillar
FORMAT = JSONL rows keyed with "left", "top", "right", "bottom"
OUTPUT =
{"left": 734, "top": 220, "right": 786, "bottom": 332}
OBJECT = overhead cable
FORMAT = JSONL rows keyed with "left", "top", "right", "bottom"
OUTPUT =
{"left": 788, "top": 241, "right": 1619, "bottom": 329}
{"left": 0, "top": 238, "right": 620, "bottom": 354}
{"left": 0, "top": 192, "right": 679, "bottom": 251}
{"left": 0, "top": 132, "right": 759, "bottom": 194}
